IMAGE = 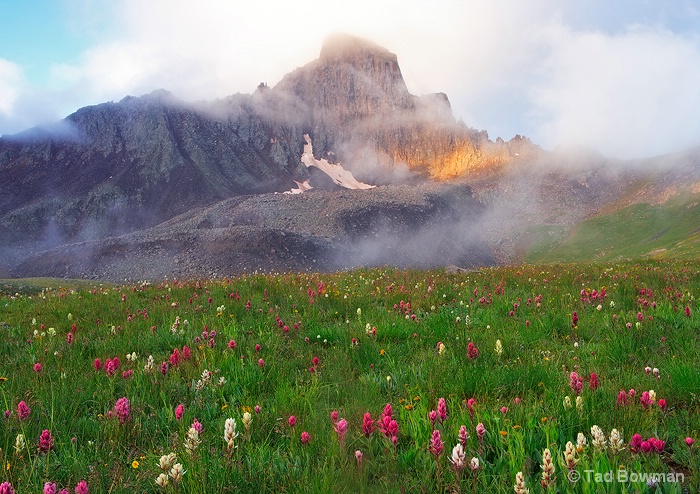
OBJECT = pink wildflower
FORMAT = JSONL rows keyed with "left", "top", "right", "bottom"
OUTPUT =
{"left": 467, "top": 342, "right": 479, "bottom": 360}
{"left": 44, "top": 482, "right": 57, "bottom": 494}
{"left": 437, "top": 397, "right": 447, "bottom": 422}
{"left": 476, "top": 423, "right": 486, "bottom": 442}
{"left": 616, "top": 390, "right": 628, "bottom": 406}
{"left": 500, "top": 406, "right": 508, "bottom": 414}
{"left": 362, "top": 412, "right": 374, "bottom": 437}
{"left": 169, "top": 348, "right": 180, "bottom": 367}
{"left": 113, "top": 397, "right": 130, "bottom": 424}
{"left": 0, "top": 482, "right": 14, "bottom": 494}
{"left": 629, "top": 433, "right": 643, "bottom": 452}
{"left": 181, "top": 345, "right": 191, "bottom": 360}
{"left": 571, "top": 311, "right": 578, "bottom": 327}
{"left": 228, "top": 340, "right": 237, "bottom": 349}
{"left": 38, "top": 429, "right": 54, "bottom": 453}
{"left": 93, "top": 358, "right": 102, "bottom": 371}
{"left": 686, "top": 437, "right": 695, "bottom": 447}
{"left": 466, "top": 398, "right": 476, "bottom": 419}
{"left": 160, "top": 361, "right": 168, "bottom": 375}
{"left": 74, "top": 481, "right": 88, "bottom": 494}
{"left": 300, "top": 431, "right": 310, "bottom": 444}
{"left": 458, "top": 425, "right": 469, "bottom": 448}
{"left": 330, "top": 410, "right": 339, "bottom": 424}
{"left": 428, "top": 429, "right": 444, "bottom": 458}
{"left": 257, "top": 358, "right": 264, "bottom": 367}
{"left": 658, "top": 398, "right": 667, "bottom": 410}
{"left": 175, "top": 404, "right": 184, "bottom": 421}
{"left": 288, "top": 415, "right": 296, "bottom": 428}
{"left": 33, "top": 362, "right": 42, "bottom": 373}
{"left": 191, "top": 418, "right": 203, "bottom": 433}
{"left": 589, "top": 373, "right": 599, "bottom": 391}
{"left": 66, "top": 333, "right": 73, "bottom": 345}
{"left": 335, "top": 418, "right": 348, "bottom": 442}
{"left": 429, "top": 410, "right": 438, "bottom": 426}
{"left": 640, "top": 391, "right": 652, "bottom": 408}
{"left": 17, "top": 401, "right": 30, "bottom": 421}
{"left": 569, "top": 371, "right": 583, "bottom": 395}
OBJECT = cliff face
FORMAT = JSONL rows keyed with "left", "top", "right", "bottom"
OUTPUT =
{"left": 273, "top": 34, "right": 538, "bottom": 180}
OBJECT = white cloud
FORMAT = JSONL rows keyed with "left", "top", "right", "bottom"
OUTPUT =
{"left": 530, "top": 25, "right": 700, "bottom": 158}
{"left": 0, "top": 58, "right": 22, "bottom": 116}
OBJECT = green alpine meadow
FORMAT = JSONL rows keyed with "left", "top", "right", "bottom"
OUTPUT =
{"left": 1, "top": 261, "right": 698, "bottom": 493}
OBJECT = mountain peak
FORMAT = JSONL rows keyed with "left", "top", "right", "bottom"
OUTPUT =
{"left": 319, "top": 33, "right": 397, "bottom": 64}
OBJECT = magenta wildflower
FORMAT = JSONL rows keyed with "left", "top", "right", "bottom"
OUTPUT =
{"left": 467, "top": 342, "right": 479, "bottom": 360}
{"left": 466, "top": 398, "right": 476, "bottom": 419}
{"left": 191, "top": 418, "right": 203, "bottom": 433}
{"left": 476, "top": 423, "right": 486, "bottom": 442}
{"left": 658, "top": 398, "right": 667, "bottom": 410}
{"left": 33, "top": 362, "right": 42, "bottom": 373}
{"left": 113, "top": 397, "right": 131, "bottom": 424}
{"left": 330, "top": 410, "right": 339, "bottom": 424}
{"left": 257, "top": 358, "right": 264, "bottom": 367}
{"left": 630, "top": 433, "right": 643, "bottom": 452}
{"left": 105, "top": 357, "right": 119, "bottom": 377}
{"left": 288, "top": 415, "right": 296, "bottom": 428}
{"left": 38, "top": 429, "right": 54, "bottom": 453}
{"left": 74, "top": 480, "right": 88, "bottom": 494}
{"left": 93, "top": 358, "right": 102, "bottom": 371}
{"left": 686, "top": 437, "right": 695, "bottom": 447}
{"left": 362, "top": 412, "right": 374, "bottom": 437}
{"left": 160, "top": 361, "right": 168, "bottom": 375}
{"left": 458, "top": 425, "right": 469, "bottom": 448}
{"left": 335, "top": 418, "right": 348, "bottom": 442}
{"left": 569, "top": 371, "right": 583, "bottom": 395}
{"left": 571, "top": 311, "right": 578, "bottom": 327}
{"left": 429, "top": 410, "right": 438, "bottom": 426}
{"left": 43, "top": 482, "right": 56, "bottom": 494}
{"left": 589, "top": 373, "right": 599, "bottom": 391}
{"left": 17, "top": 401, "right": 30, "bottom": 421}
{"left": 616, "top": 390, "right": 628, "bottom": 406}
{"left": 300, "top": 431, "right": 310, "bottom": 444}
{"left": 169, "top": 348, "right": 180, "bottom": 367}
{"left": 640, "top": 391, "right": 653, "bottom": 408}
{"left": 429, "top": 429, "right": 444, "bottom": 458}
{"left": 437, "top": 397, "right": 447, "bottom": 422}
{"left": 182, "top": 345, "right": 191, "bottom": 360}
{"left": 0, "top": 482, "right": 14, "bottom": 494}
{"left": 175, "top": 404, "right": 185, "bottom": 421}
{"left": 228, "top": 339, "right": 237, "bottom": 349}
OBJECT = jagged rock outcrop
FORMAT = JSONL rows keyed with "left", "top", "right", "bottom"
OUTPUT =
{"left": 273, "top": 34, "right": 539, "bottom": 181}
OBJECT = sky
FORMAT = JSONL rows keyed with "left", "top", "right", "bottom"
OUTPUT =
{"left": 1, "top": 0, "right": 700, "bottom": 159}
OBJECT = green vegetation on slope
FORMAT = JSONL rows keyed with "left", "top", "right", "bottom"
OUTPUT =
{"left": 528, "top": 195, "right": 700, "bottom": 263}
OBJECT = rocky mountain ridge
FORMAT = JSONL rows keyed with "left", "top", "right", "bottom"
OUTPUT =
{"left": 1, "top": 34, "right": 699, "bottom": 280}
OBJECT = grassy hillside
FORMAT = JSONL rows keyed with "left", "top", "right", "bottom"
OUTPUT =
{"left": 0, "top": 263, "right": 698, "bottom": 492}
{"left": 527, "top": 195, "right": 700, "bottom": 263}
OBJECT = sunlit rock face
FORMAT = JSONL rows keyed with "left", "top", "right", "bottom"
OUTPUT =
{"left": 273, "top": 33, "right": 539, "bottom": 181}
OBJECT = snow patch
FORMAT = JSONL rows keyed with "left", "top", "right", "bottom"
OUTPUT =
{"left": 284, "top": 180, "right": 313, "bottom": 194}
{"left": 299, "top": 134, "right": 375, "bottom": 190}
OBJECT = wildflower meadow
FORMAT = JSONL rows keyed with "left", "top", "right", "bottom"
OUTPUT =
{"left": 0, "top": 261, "right": 699, "bottom": 493}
